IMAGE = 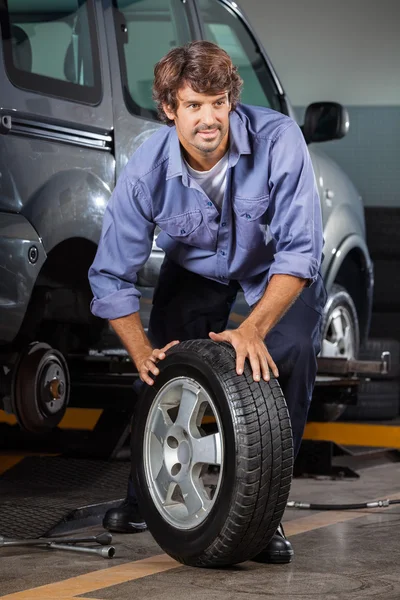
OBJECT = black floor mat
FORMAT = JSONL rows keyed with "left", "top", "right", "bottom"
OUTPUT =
{"left": 0, "top": 457, "right": 130, "bottom": 538}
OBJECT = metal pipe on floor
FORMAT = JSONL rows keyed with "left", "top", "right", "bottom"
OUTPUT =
{"left": 0, "top": 532, "right": 112, "bottom": 547}
{"left": 48, "top": 542, "right": 115, "bottom": 558}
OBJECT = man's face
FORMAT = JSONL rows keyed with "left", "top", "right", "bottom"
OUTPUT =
{"left": 163, "top": 84, "right": 231, "bottom": 158}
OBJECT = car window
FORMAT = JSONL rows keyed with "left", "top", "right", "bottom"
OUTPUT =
{"left": 197, "top": 0, "right": 281, "bottom": 112}
{"left": 113, "top": 0, "right": 191, "bottom": 120}
{"left": 0, "top": 0, "right": 102, "bottom": 105}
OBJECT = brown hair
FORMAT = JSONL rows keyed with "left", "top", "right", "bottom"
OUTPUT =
{"left": 153, "top": 41, "right": 243, "bottom": 125}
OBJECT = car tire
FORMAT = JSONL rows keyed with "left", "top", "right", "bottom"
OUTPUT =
{"left": 340, "top": 380, "right": 399, "bottom": 421}
{"left": 131, "top": 340, "right": 293, "bottom": 568}
{"left": 320, "top": 284, "right": 360, "bottom": 360}
{"left": 312, "top": 285, "right": 360, "bottom": 422}
{"left": 358, "top": 338, "right": 400, "bottom": 379}
{"left": 372, "top": 259, "right": 400, "bottom": 312}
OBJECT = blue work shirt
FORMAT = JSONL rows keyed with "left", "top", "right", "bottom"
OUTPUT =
{"left": 89, "top": 104, "right": 323, "bottom": 320}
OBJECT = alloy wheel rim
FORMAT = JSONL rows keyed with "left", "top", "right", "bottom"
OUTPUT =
{"left": 321, "top": 305, "right": 355, "bottom": 359}
{"left": 143, "top": 377, "right": 224, "bottom": 530}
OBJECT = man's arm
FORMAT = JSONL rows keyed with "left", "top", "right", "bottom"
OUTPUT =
{"left": 210, "top": 120, "right": 323, "bottom": 381}
{"left": 110, "top": 312, "right": 179, "bottom": 385}
{"left": 244, "top": 273, "right": 306, "bottom": 338}
{"left": 209, "top": 274, "right": 306, "bottom": 381}
{"left": 89, "top": 174, "right": 155, "bottom": 320}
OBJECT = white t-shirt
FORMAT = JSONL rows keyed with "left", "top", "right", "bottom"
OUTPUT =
{"left": 185, "top": 152, "right": 229, "bottom": 211}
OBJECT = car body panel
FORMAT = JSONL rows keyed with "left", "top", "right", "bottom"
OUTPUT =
{"left": 0, "top": 212, "right": 47, "bottom": 343}
{"left": 0, "top": 0, "right": 373, "bottom": 350}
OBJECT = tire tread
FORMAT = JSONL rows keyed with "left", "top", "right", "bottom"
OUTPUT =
{"left": 164, "top": 340, "right": 293, "bottom": 567}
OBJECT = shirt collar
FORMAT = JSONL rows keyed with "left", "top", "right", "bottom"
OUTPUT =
{"left": 166, "top": 107, "right": 252, "bottom": 182}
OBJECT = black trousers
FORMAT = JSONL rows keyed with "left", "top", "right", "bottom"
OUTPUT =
{"left": 128, "top": 258, "right": 326, "bottom": 501}
{"left": 148, "top": 258, "right": 327, "bottom": 458}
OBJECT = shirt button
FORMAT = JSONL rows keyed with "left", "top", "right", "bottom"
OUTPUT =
{"left": 180, "top": 229, "right": 186, "bottom": 234}
{"left": 207, "top": 201, "right": 213, "bottom": 207}
{"left": 221, "top": 221, "right": 226, "bottom": 227}
{"left": 245, "top": 213, "right": 251, "bottom": 220}
{"left": 220, "top": 250, "right": 226, "bottom": 256}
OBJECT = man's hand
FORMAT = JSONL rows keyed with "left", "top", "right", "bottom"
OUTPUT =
{"left": 137, "top": 340, "right": 180, "bottom": 385}
{"left": 209, "top": 324, "right": 278, "bottom": 382}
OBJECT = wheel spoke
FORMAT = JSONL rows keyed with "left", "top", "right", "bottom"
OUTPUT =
{"left": 321, "top": 338, "right": 339, "bottom": 357}
{"left": 342, "top": 325, "right": 354, "bottom": 357}
{"left": 180, "top": 474, "right": 209, "bottom": 516}
{"left": 174, "top": 384, "right": 202, "bottom": 432}
{"left": 331, "top": 312, "right": 345, "bottom": 342}
{"left": 191, "top": 432, "right": 222, "bottom": 466}
{"left": 152, "top": 406, "right": 172, "bottom": 443}
{"left": 155, "top": 463, "right": 174, "bottom": 504}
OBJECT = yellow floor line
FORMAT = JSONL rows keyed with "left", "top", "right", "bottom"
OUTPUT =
{"left": 0, "top": 408, "right": 102, "bottom": 431}
{"left": 0, "top": 455, "right": 25, "bottom": 476}
{"left": 304, "top": 421, "right": 400, "bottom": 448}
{"left": 0, "top": 554, "right": 179, "bottom": 600}
{"left": 0, "top": 411, "right": 17, "bottom": 425}
{"left": 58, "top": 408, "right": 103, "bottom": 430}
{"left": 285, "top": 507, "right": 382, "bottom": 536}
{"left": 1, "top": 493, "right": 399, "bottom": 600}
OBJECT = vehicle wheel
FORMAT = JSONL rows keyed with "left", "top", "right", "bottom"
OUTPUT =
{"left": 312, "top": 285, "right": 360, "bottom": 421}
{"left": 12, "top": 342, "right": 70, "bottom": 433}
{"left": 131, "top": 340, "right": 293, "bottom": 568}
{"left": 340, "top": 380, "right": 399, "bottom": 421}
{"left": 358, "top": 338, "right": 400, "bottom": 379}
{"left": 320, "top": 284, "right": 360, "bottom": 360}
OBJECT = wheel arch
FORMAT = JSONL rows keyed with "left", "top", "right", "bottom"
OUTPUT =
{"left": 324, "top": 235, "right": 373, "bottom": 345}
{"left": 16, "top": 236, "right": 105, "bottom": 352}
{"left": 21, "top": 167, "right": 112, "bottom": 253}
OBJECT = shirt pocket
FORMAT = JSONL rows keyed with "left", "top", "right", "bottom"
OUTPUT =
{"left": 157, "top": 209, "right": 215, "bottom": 250}
{"left": 233, "top": 196, "right": 269, "bottom": 249}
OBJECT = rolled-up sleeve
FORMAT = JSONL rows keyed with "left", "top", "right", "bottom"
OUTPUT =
{"left": 89, "top": 174, "right": 155, "bottom": 320}
{"left": 267, "top": 121, "right": 323, "bottom": 284}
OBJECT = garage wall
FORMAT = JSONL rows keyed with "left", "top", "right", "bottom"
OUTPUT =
{"left": 243, "top": 0, "right": 400, "bottom": 207}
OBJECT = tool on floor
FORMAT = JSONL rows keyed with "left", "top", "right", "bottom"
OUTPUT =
{"left": 0, "top": 532, "right": 112, "bottom": 547}
{"left": 0, "top": 532, "right": 115, "bottom": 559}
{"left": 48, "top": 542, "right": 115, "bottom": 558}
{"left": 287, "top": 498, "right": 400, "bottom": 510}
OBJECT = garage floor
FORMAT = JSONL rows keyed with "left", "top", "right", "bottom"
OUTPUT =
{"left": 1, "top": 461, "right": 400, "bottom": 600}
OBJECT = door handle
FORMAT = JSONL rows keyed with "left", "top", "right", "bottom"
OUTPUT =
{"left": 0, "top": 115, "right": 12, "bottom": 134}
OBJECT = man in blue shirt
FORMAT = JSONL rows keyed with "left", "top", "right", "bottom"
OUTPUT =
{"left": 89, "top": 41, "right": 326, "bottom": 564}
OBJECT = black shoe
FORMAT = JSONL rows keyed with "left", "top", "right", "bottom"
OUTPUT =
{"left": 103, "top": 497, "right": 147, "bottom": 534}
{"left": 252, "top": 524, "right": 294, "bottom": 564}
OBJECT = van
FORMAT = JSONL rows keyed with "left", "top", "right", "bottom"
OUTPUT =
{"left": 0, "top": 0, "right": 373, "bottom": 432}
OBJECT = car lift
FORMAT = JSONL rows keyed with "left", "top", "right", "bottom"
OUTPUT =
{"left": 0, "top": 347, "right": 397, "bottom": 476}
{"left": 0, "top": 346, "right": 398, "bottom": 542}
{"left": 297, "top": 351, "right": 399, "bottom": 478}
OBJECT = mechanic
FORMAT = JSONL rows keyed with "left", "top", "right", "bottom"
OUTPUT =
{"left": 89, "top": 41, "right": 326, "bottom": 564}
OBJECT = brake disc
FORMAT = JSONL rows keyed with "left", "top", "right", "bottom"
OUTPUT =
{"left": 12, "top": 342, "right": 70, "bottom": 433}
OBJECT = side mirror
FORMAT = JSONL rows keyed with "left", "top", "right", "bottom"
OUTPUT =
{"left": 302, "top": 102, "right": 349, "bottom": 144}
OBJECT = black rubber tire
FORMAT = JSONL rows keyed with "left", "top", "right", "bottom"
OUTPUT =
{"left": 364, "top": 207, "right": 400, "bottom": 259}
{"left": 369, "top": 313, "right": 400, "bottom": 344}
{"left": 321, "top": 284, "right": 360, "bottom": 359}
{"left": 315, "top": 285, "right": 360, "bottom": 422}
{"left": 358, "top": 338, "right": 400, "bottom": 379}
{"left": 372, "top": 260, "right": 400, "bottom": 312}
{"left": 131, "top": 340, "right": 293, "bottom": 568}
{"left": 340, "top": 379, "right": 400, "bottom": 421}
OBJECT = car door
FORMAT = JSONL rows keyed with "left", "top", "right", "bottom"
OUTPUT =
{"left": 0, "top": 0, "right": 114, "bottom": 343}
{"left": 194, "top": 0, "right": 325, "bottom": 223}
{"left": 103, "top": 0, "right": 200, "bottom": 177}
{"left": 102, "top": 0, "right": 202, "bottom": 295}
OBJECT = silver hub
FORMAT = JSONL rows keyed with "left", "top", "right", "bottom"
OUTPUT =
{"left": 321, "top": 305, "right": 355, "bottom": 359}
{"left": 144, "top": 377, "right": 224, "bottom": 530}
